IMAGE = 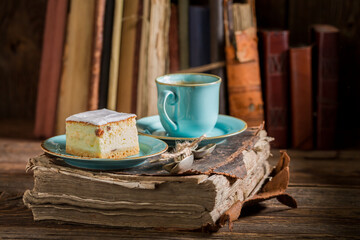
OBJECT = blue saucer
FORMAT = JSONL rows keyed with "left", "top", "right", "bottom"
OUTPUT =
{"left": 41, "top": 135, "right": 168, "bottom": 170}
{"left": 137, "top": 115, "right": 247, "bottom": 146}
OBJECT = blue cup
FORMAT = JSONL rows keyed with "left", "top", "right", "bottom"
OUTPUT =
{"left": 156, "top": 73, "right": 221, "bottom": 137}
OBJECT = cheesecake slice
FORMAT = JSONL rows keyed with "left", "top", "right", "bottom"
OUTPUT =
{"left": 65, "top": 109, "right": 139, "bottom": 159}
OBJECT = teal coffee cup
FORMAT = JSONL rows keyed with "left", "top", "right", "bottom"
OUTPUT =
{"left": 156, "top": 73, "right": 221, "bottom": 137}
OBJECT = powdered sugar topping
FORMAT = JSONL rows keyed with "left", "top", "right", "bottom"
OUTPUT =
{"left": 66, "top": 109, "right": 136, "bottom": 126}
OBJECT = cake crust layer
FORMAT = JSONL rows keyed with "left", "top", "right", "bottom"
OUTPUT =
{"left": 66, "top": 145, "right": 140, "bottom": 159}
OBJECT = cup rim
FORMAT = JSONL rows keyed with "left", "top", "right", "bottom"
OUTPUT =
{"left": 155, "top": 73, "right": 222, "bottom": 87}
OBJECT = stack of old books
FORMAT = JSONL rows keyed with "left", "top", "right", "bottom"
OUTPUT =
{"left": 23, "top": 126, "right": 284, "bottom": 230}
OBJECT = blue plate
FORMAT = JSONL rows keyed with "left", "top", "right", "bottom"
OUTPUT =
{"left": 41, "top": 135, "right": 168, "bottom": 170}
{"left": 137, "top": 115, "right": 247, "bottom": 146}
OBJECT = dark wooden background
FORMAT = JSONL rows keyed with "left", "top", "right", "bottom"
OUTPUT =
{"left": 0, "top": 0, "right": 359, "bottom": 147}
{"left": 0, "top": 0, "right": 46, "bottom": 138}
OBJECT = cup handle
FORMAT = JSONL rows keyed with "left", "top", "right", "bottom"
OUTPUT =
{"left": 158, "top": 90, "right": 177, "bottom": 132}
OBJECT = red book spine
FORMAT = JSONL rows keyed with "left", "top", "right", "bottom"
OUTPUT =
{"left": 260, "top": 30, "right": 289, "bottom": 148}
{"left": 290, "top": 46, "right": 313, "bottom": 149}
{"left": 34, "top": 0, "right": 68, "bottom": 138}
{"left": 311, "top": 25, "right": 339, "bottom": 149}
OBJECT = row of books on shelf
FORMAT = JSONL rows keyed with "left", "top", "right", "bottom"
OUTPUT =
{"left": 34, "top": 0, "right": 227, "bottom": 136}
{"left": 258, "top": 25, "right": 339, "bottom": 150}
{"left": 34, "top": 0, "right": 339, "bottom": 150}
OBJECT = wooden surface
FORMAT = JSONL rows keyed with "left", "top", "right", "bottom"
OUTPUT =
{"left": 0, "top": 138, "right": 359, "bottom": 239}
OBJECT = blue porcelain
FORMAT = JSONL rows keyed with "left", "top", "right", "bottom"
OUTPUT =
{"left": 156, "top": 73, "right": 221, "bottom": 138}
{"left": 41, "top": 135, "right": 168, "bottom": 170}
{"left": 137, "top": 115, "right": 247, "bottom": 147}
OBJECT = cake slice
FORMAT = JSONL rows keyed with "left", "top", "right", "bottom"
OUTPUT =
{"left": 65, "top": 109, "right": 139, "bottom": 159}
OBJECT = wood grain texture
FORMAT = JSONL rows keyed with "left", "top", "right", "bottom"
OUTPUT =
{"left": 137, "top": 0, "right": 170, "bottom": 118}
{"left": 55, "top": 0, "right": 96, "bottom": 134}
{"left": 0, "top": 0, "right": 46, "bottom": 121}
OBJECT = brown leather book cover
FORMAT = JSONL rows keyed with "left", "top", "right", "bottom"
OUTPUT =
{"left": 259, "top": 30, "right": 289, "bottom": 148}
{"left": 289, "top": 46, "right": 313, "bottom": 149}
{"left": 311, "top": 25, "right": 339, "bottom": 149}
{"left": 223, "top": 0, "right": 264, "bottom": 127}
{"left": 88, "top": 0, "right": 106, "bottom": 110}
{"left": 169, "top": 3, "right": 179, "bottom": 73}
{"left": 34, "top": 0, "right": 68, "bottom": 138}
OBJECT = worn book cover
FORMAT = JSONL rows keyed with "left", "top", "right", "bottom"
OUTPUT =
{"left": 107, "top": 0, "right": 124, "bottom": 110}
{"left": 224, "top": 0, "right": 264, "bottom": 127}
{"left": 210, "top": 0, "right": 228, "bottom": 115}
{"left": 178, "top": 0, "right": 189, "bottom": 70}
{"left": 98, "top": 0, "right": 115, "bottom": 109}
{"left": 311, "top": 25, "right": 339, "bottom": 150}
{"left": 24, "top": 127, "right": 274, "bottom": 230}
{"left": 55, "top": 0, "right": 96, "bottom": 135}
{"left": 116, "top": 0, "right": 141, "bottom": 114}
{"left": 136, "top": 0, "right": 150, "bottom": 118}
{"left": 259, "top": 30, "right": 289, "bottom": 148}
{"left": 169, "top": 3, "right": 180, "bottom": 73}
{"left": 137, "top": 0, "right": 170, "bottom": 118}
{"left": 88, "top": 0, "right": 106, "bottom": 110}
{"left": 189, "top": 4, "right": 211, "bottom": 68}
{"left": 34, "top": 0, "right": 68, "bottom": 138}
{"left": 290, "top": 46, "right": 313, "bottom": 149}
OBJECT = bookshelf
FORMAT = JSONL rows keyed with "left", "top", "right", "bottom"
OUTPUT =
{"left": 1, "top": 0, "right": 359, "bottom": 149}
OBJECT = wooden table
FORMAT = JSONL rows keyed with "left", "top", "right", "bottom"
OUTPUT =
{"left": 1, "top": 138, "right": 359, "bottom": 239}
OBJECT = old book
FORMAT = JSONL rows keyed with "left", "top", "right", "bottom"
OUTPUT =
{"left": 169, "top": 3, "right": 180, "bottom": 73}
{"left": 137, "top": 0, "right": 170, "bottom": 118}
{"left": 136, "top": 0, "right": 150, "bottom": 118}
{"left": 23, "top": 127, "right": 273, "bottom": 230}
{"left": 88, "top": 0, "right": 106, "bottom": 110}
{"left": 129, "top": 0, "right": 144, "bottom": 114}
{"left": 34, "top": 0, "right": 68, "bottom": 138}
{"left": 289, "top": 46, "right": 313, "bottom": 149}
{"left": 55, "top": 0, "right": 96, "bottom": 135}
{"left": 189, "top": 4, "right": 211, "bottom": 68}
{"left": 259, "top": 30, "right": 289, "bottom": 148}
{"left": 310, "top": 25, "right": 339, "bottom": 150}
{"left": 224, "top": 0, "right": 264, "bottom": 127}
{"left": 98, "top": 0, "right": 115, "bottom": 109}
{"left": 116, "top": 0, "right": 140, "bottom": 113}
{"left": 209, "top": 0, "right": 228, "bottom": 114}
{"left": 178, "top": 0, "right": 189, "bottom": 70}
{"left": 107, "top": 0, "right": 124, "bottom": 110}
